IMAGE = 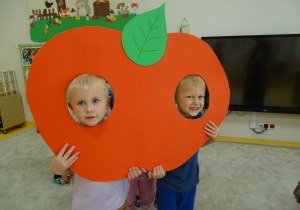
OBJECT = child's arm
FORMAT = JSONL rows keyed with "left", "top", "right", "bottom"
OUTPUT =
{"left": 141, "top": 166, "right": 166, "bottom": 179}
{"left": 50, "top": 143, "right": 80, "bottom": 175}
{"left": 202, "top": 120, "right": 220, "bottom": 147}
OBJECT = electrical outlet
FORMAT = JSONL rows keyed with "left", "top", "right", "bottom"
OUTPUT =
{"left": 257, "top": 123, "right": 264, "bottom": 128}
{"left": 269, "top": 123, "right": 275, "bottom": 129}
{"left": 257, "top": 123, "right": 275, "bottom": 130}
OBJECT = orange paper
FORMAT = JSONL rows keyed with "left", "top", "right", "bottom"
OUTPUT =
{"left": 27, "top": 27, "right": 230, "bottom": 181}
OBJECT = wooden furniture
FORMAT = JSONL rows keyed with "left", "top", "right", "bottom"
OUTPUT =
{"left": 0, "top": 70, "right": 25, "bottom": 134}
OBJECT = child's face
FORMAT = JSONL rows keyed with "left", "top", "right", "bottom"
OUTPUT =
{"left": 175, "top": 83, "right": 205, "bottom": 119}
{"left": 68, "top": 86, "right": 110, "bottom": 127}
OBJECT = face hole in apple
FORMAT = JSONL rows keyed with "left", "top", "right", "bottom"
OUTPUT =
{"left": 174, "top": 74, "right": 209, "bottom": 120}
{"left": 66, "top": 73, "right": 114, "bottom": 127}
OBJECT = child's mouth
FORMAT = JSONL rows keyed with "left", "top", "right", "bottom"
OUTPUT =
{"left": 86, "top": 116, "right": 96, "bottom": 119}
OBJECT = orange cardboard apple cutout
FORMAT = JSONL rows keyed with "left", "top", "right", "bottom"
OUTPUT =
{"left": 27, "top": 27, "right": 229, "bottom": 181}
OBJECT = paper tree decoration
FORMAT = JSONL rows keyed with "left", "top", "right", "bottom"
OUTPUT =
{"left": 27, "top": 0, "right": 140, "bottom": 42}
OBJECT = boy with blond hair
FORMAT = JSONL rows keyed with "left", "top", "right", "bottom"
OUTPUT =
{"left": 50, "top": 73, "right": 165, "bottom": 210}
{"left": 67, "top": 73, "right": 110, "bottom": 127}
{"left": 156, "top": 74, "right": 220, "bottom": 210}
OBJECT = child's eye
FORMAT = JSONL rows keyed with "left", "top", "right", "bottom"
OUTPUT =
{"left": 93, "top": 99, "right": 100, "bottom": 103}
{"left": 77, "top": 101, "right": 85, "bottom": 105}
{"left": 187, "top": 96, "right": 192, "bottom": 98}
{"left": 199, "top": 96, "right": 204, "bottom": 99}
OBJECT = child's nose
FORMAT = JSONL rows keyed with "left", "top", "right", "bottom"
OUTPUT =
{"left": 193, "top": 98, "right": 200, "bottom": 104}
{"left": 86, "top": 103, "right": 93, "bottom": 112}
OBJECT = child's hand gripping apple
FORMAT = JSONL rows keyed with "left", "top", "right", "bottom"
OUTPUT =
{"left": 50, "top": 143, "right": 79, "bottom": 175}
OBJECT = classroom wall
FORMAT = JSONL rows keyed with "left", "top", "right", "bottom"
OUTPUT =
{"left": 1, "top": 0, "right": 300, "bottom": 142}
{"left": 1, "top": 1, "right": 37, "bottom": 123}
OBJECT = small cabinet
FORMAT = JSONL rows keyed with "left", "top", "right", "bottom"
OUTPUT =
{"left": 0, "top": 70, "right": 25, "bottom": 134}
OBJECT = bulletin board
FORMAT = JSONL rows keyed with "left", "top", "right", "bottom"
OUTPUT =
{"left": 27, "top": 0, "right": 140, "bottom": 42}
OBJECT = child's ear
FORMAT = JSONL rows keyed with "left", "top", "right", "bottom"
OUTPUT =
{"left": 67, "top": 102, "right": 74, "bottom": 113}
{"left": 106, "top": 96, "right": 111, "bottom": 110}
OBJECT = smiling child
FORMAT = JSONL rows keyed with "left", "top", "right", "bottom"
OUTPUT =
{"left": 156, "top": 74, "right": 220, "bottom": 210}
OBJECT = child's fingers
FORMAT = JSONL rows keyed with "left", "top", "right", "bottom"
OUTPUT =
{"left": 158, "top": 166, "right": 166, "bottom": 178}
{"left": 204, "top": 128, "right": 213, "bottom": 136}
{"left": 204, "top": 127, "right": 217, "bottom": 135}
{"left": 127, "top": 167, "right": 135, "bottom": 180}
{"left": 205, "top": 121, "right": 219, "bottom": 134}
{"left": 204, "top": 124, "right": 220, "bottom": 142}
{"left": 204, "top": 130, "right": 215, "bottom": 138}
{"left": 134, "top": 167, "right": 142, "bottom": 176}
{"left": 140, "top": 168, "right": 148, "bottom": 173}
{"left": 131, "top": 168, "right": 140, "bottom": 180}
{"left": 127, "top": 173, "right": 133, "bottom": 181}
{"left": 151, "top": 166, "right": 165, "bottom": 179}
{"left": 204, "top": 128, "right": 218, "bottom": 136}
{"left": 205, "top": 124, "right": 213, "bottom": 131}
{"left": 128, "top": 167, "right": 141, "bottom": 180}
{"left": 208, "top": 120, "right": 217, "bottom": 127}
{"left": 155, "top": 166, "right": 165, "bottom": 178}
{"left": 67, "top": 156, "right": 79, "bottom": 168}
{"left": 57, "top": 143, "right": 69, "bottom": 157}
{"left": 205, "top": 122, "right": 217, "bottom": 131}
{"left": 66, "top": 152, "right": 80, "bottom": 164}
{"left": 148, "top": 171, "right": 152, "bottom": 179}
{"left": 152, "top": 167, "right": 157, "bottom": 177}
{"left": 63, "top": 146, "right": 76, "bottom": 160}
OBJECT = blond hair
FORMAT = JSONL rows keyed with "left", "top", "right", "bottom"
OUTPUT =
{"left": 68, "top": 73, "right": 109, "bottom": 100}
{"left": 175, "top": 74, "right": 206, "bottom": 97}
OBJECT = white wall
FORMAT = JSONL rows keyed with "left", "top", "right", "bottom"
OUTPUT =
{"left": 140, "top": 0, "right": 300, "bottom": 143}
{"left": 0, "top": 1, "right": 37, "bottom": 122}
{"left": 140, "top": 0, "right": 300, "bottom": 36}
{"left": 1, "top": 0, "right": 300, "bottom": 142}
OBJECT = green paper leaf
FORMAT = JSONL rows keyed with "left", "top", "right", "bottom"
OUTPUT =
{"left": 122, "top": 4, "right": 167, "bottom": 66}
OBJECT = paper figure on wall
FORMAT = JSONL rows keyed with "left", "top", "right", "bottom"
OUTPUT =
{"left": 27, "top": 0, "right": 140, "bottom": 42}
{"left": 20, "top": 47, "right": 41, "bottom": 66}
{"left": 19, "top": 44, "right": 43, "bottom": 102}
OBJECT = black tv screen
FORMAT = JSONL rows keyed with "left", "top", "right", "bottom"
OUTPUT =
{"left": 202, "top": 34, "right": 300, "bottom": 114}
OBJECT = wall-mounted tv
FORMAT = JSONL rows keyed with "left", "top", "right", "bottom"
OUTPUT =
{"left": 202, "top": 34, "right": 300, "bottom": 114}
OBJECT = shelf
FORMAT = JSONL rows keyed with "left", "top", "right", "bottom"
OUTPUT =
{"left": 0, "top": 71, "right": 18, "bottom": 96}
{"left": 0, "top": 80, "right": 16, "bottom": 84}
{"left": 0, "top": 91, "right": 17, "bottom": 96}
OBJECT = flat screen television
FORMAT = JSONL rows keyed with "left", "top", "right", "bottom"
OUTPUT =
{"left": 202, "top": 34, "right": 300, "bottom": 114}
